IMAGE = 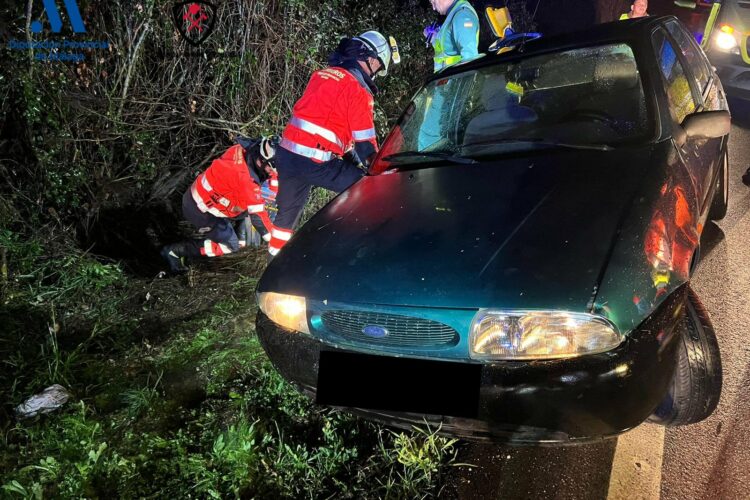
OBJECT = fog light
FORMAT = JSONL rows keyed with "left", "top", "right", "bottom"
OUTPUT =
{"left": 257, "top": 292, "right": 310, "bottom": 334}
{"left": 470, "top": 310, "right": 621, "bottom": 360}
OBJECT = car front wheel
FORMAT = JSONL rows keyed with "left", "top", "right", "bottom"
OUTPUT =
{"left": 648, "top": 286, "right": 722, "bottom": 426}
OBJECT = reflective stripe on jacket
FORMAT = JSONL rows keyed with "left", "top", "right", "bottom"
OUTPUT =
{"left": 281, "top": 67, "right": 378, "bottom": 163}
{"left": 433, "top": 0, "right": 480, "bottom": 72}
{"left": 189, "top": 144, "right": 273, "bottom": 233}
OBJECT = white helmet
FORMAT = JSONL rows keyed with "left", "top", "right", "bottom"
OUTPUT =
{"left": 354, "top": 31, "right": 400, "bottom": 76}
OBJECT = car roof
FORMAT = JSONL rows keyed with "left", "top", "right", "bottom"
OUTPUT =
{"left": 433, "top": 15, "right": 677, "bottom": 80}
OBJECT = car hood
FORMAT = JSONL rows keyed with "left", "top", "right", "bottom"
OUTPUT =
{"left": 259, "top": 147, "right": 654, "bottom": 310}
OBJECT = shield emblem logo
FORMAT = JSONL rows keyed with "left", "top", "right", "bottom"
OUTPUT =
{"left": 173, "top": 1, "right": 217, "bottom": 47}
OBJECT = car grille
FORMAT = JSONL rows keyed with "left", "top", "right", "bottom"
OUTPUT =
{"left": 321, "top": 311, "right": 459, "bottom": 348}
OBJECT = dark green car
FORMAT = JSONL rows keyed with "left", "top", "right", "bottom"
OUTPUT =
{"left": 256, "top": 17, "right": 730, "bottom": 443}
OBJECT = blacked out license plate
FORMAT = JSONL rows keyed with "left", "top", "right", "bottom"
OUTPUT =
{"left": 316, "top": 350, "right": 480, "bottom": 418}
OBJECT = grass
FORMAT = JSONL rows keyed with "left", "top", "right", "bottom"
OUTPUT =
{"left": 0, "top": 230, "right": 461, "bottom": 498}
{"left": 0, "top": 0, "right": 453, "bottom": 493}
{"left": 121, "top": 372, "right": 162, "bottom": 419}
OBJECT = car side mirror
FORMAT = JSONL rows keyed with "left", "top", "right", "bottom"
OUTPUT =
{"left": 675, "top": 110, "right": 731, "bottom": 146}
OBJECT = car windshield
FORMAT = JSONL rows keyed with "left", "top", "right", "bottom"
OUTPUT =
{"left": 375, "top": 43, "right": 650, "bottom": 170}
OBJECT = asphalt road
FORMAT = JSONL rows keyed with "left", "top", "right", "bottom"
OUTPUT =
{"left": 442, "top": 106, "right": 750, "bottom": 500}
{"left": 661, "top": 106, "right": 750, "bottom": 499}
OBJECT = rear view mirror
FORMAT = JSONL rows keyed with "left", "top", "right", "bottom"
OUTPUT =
{"left": 676, "top": 110, "right": 731, "bottom": 145}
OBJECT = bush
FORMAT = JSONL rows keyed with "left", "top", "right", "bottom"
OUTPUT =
{"left": 0, "top": 0, "right": 433, "bottom": 230}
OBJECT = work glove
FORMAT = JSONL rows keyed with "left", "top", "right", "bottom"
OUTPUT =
{"left": 345, "top": 148, "right": 369, "bottom": 175}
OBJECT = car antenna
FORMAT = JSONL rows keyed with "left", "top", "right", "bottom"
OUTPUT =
{"left": 519, "top": 0, "right": 541, "bottom": 53}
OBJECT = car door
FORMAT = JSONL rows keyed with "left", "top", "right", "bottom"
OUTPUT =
{"left": 665, "top": 19, "right": 728, "bottom": 213}
{"left": 651, "top": 25, "right": 714, "bottom": 219}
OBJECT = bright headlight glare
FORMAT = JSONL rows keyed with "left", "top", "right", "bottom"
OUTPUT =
{"left": 257, "top": 292, "right": 310, "bottom": 334}
{"left": 470, "top": 310, "right": 621, "bottom": 360}
{"left": 715, "top": 31, "right": 738, "bottom": 52}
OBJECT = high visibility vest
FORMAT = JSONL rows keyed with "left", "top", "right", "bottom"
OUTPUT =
{"left": 619, "top": 12, "right": 648, "bottom": 20}
{"left": 433, "top": 0, "right": 480, "bottom": 72}
{"left": 281, "top": 67, "right": 378, "bottom": 163}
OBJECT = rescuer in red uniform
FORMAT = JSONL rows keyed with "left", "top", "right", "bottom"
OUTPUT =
{"left": 160, "top": 136, "right": 278, "bottom": 272}
{"left": 268, "top": 31, "right": 400, "bottom": 257}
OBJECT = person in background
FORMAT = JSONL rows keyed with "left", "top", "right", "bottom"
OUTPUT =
{"left": 269, "top": 31, "right": 398, "bottom": 258}
{"left": 418, "top": 1, "right": 481, "bottom": 150}
{"left": 428, "top": 0, "right": 480, "bottom": 72}
{"left": 160, "top": 136, "right": 278, "bottom": 272}
{"left": 620, "top": 0, "right": 649, "bottom": 20}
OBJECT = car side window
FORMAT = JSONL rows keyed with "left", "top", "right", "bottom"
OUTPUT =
{"left": 666, "top": 20, "right": 711, "bottom": 95}
{"left": 652, "top": 29, "right": 697, "bottom": 123}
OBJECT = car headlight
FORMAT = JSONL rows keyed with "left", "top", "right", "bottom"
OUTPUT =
{"left": 469, "top": 310, "right": 621, "bottom": 360}
{"left": 257, "top": 292, "right": 310, "bottom": 334}
{"left": 715, "top": 25, "right": 740, "bottom": 54}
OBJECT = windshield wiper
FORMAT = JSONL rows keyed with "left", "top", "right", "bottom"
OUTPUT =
{"left": 462, "top": 138, "right": 615, "bottom": 152}
{"left": 382, "top": 151, "right": 478, "bottom": 165}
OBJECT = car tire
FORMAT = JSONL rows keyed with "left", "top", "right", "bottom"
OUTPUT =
{"left": 708, "top": 150, "right": 728, "bottom": 221}
{"left": 648, "top": 286, "right": 722, "bottom": 426}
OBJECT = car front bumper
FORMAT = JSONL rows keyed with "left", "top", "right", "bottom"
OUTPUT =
{"left": 256, "top": 287, "right": 686, "bottom": 444}
{"left": 710, "top": 51, "right": 750, "bottom": 101}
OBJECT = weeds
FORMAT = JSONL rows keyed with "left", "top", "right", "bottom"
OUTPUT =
{"left": 121, "top": 372, "right": 162, "bottom": 419}
{"left": 0, "top": 229, "right": 124, "bottom": 309}
{"left": 1, "top": 255, "right": 459, "bottom": 498}
{"left": 382, "top": 426, "right": 460, "bottom": 497}
{"left": 0, "top": 0, "right": 463, "bottom": 496}
{"left": 1, "top": 209, "right": 458, "bottom": 499}
{"left": 0, "top": 230, "right": 132, "bottom": 416}
{"left": 208, "top": 420, "right": 261, "bottom": 497}
{"left": 3, "top": 402, "right": 134, "bottom": 497}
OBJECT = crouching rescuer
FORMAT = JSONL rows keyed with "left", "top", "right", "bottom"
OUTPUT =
{"left": 161, "top": 137, "right": 278, "bottom": 272}
{"left": 269, "top": 30, "right": 400, "bottom": 257}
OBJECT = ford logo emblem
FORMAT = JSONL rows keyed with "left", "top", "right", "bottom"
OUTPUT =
{"left": 362, "top": 325, "right": 389, "bottom": 338}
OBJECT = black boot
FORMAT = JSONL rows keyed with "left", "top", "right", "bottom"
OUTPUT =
{"left": 743, "top": 167, "right": 750, "bottom": 186}
{"left": 160, "top": 242, "right": 189, "bottom": 273}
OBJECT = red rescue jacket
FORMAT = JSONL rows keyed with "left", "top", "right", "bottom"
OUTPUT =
{"left": 190, "top": 144, "right": 275, "bottom": 232}
{"left": 280, "top": 67, "right": 378, "bottom": 163}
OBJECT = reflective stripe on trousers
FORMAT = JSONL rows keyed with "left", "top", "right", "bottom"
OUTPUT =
{"left": 200, "top": 239, "right": 233, "bottom": 257}
{"left": 268, "top": 227, "right": 293, "bottom": 256}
